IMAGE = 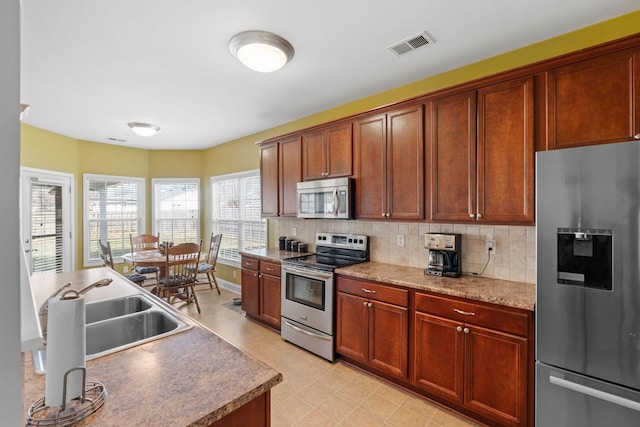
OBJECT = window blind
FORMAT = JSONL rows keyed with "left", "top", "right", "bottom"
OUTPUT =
{"left": 30, "top": 183, "right": 63, "bottom": 273}
{"left": 153, "top": 179, "right": 200, "bottom": 244}
{"left": 85, "top": 175, "right": 144, "bottom": 265}
{"left": 211, "top": 171, "right": 266, "bottom": 264}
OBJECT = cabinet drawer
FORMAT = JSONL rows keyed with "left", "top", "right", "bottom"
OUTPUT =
{"left": 260, "top": 261, "right": 281, "bottom": 277}
{"left": 337, "top": 276, "right": 408, "bottom": 307}
{"left": 415, "top": 292, "right": 530, "bottom": 336}
{"left": 241, "top": 256, "right": 259, "bottom": 271}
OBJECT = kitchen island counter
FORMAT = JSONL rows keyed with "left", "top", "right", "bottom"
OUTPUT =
{"left": 23, "top": 267, "right": 282, "bottom": 426}
{"left": 336, "top": 261, "right": 535, "bottom": 311}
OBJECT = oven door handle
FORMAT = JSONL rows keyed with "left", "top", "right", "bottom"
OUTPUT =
{"left": 282, "top": 264, "right": 333, "bottom": 280}
{"left": 282, "top": 319, "right": 332, "bottom": 341}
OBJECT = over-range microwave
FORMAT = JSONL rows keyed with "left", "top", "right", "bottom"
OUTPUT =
{"left": 296, "top": 177, "right": 354, "bottom": 219}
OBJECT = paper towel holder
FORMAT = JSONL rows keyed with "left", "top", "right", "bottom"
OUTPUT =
{"left": 26, "top": 366, "right": 107, "bottom": 426}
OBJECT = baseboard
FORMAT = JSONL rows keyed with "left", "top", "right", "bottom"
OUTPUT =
{"left": 218, "top": 278, "right": 240, "bottom": 295}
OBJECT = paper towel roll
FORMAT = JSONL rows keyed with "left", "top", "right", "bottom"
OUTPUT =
{"left": 44, "top": 292, "right": 86, "bottom": 407}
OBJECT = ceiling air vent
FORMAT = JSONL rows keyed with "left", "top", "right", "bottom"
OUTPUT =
{"left": 388, "top": 31, "right": 434, "bottom": 57}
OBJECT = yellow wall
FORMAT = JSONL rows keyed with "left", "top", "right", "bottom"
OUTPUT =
{"left": 19, "top": 10, "right": 640, "bottom": 280}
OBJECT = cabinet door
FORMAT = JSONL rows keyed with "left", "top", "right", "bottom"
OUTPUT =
{"left": 414, "top": 312, "right": 464, "bottom": 403}
{"left": 241, "top": 268, "right": 260, "bottom": 317}
{"left": 325, "top": 122, "right": 352, "bottom": 178}
{"left": 464, "top": 325, "right": 528, "bottom": 427}
{"left": 369, "top": 300, "right": 409, "bottom": 379}
{"left": 302, "top": 129, "right": 326, "bottom": 181}
{"left": 279, "top": 136, "right": 301, "bottom": 217}
{"left": 260, "top": 143, "right": 279, "bottom": 217}
{"left": 426, "top": 91, "right": 477, "bottom": 222}
{"left": 546, "top": 48, "right": 640, "bottom": 149}
{"left": 259, "top": 273, "right": 281, "bottom": 329}
{"left": 477, "top": 77, "right": 535, "bottom": 224}
{"left": 336, "top": 291, "right": 369, "bottom": 363}
{"left": 353, "top": 114, "right": 387, "bottom": 219}
{"left": 387, "top": 104, "right": 424, "bottom": 219}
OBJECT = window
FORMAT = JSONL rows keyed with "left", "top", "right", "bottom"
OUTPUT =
{"left": 152, "top": 178, "right": 200, "bottom": 245}
{"left": 84, "top": 174, "right": 144, "bottom": 267}
{"left": 211, "top": 170, "right": 267, "bottom": 265}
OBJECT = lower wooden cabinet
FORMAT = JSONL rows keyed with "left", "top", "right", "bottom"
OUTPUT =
{"left": 241, "top": 256, "right": 281, "bottom": 330}
{"left": 335, "top": 275, "right": 534, "bottom": 427}
{"left": 414, "top": 292, "right": 532, "bottom": 427}
{"left": 336, "top": 276, "right": 409, "bottom": 380}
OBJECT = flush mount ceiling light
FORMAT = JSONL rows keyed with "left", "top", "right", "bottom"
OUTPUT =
{"left": 229, "top": 30, "right": 294, "bottom": 73}
{"left": 128, "top": 122, "right": 160, "bottom": 137}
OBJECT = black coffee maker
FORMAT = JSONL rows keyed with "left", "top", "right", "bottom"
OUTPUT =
{"left": 424, "top": 233, "right": 461, "bottom": 277}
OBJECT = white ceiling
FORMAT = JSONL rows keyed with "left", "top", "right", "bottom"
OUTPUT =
{"left": 20, "top": 1, "right": 640, "bottom": 150}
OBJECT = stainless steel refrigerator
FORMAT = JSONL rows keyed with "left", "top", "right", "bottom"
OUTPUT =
{"left": 536, "top": 140, "right": 640, "bottom": 426}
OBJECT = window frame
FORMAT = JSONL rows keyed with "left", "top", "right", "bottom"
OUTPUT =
{"left": 83, "top": 173, "right": 145, "bottom": 267}
{"left": 210, "top": 169, "right": 267, "bottom": 267}
{"left": 151, "top": 178, "right": 200, "bottom": 245}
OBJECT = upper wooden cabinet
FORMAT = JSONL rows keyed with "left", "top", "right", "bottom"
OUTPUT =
{"left": 259, "top": 142, "right": 279, "bottom": 217}
{"left": 426, "top": 76, "right": 535, "bottom": 224}
{"left": 544, "top": 47, "right": 640, "bottom": 150}
{"left": 353, "top": 104, "right": 424, "bottom": 220}
{"left": 260, "top": 136, "right": 301, "bottom": 217}
{"left": 302, "top": 122, "right": 352, "bottom": 180}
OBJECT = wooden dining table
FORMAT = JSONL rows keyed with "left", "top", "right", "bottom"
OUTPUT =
{"left": 122, "top": 250, "right": 167, "bottom": 270}
{"left": 122, "top": 250, "right": 198, "bottom": 303}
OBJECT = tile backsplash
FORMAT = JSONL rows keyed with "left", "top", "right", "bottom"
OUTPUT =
{"left": 269, "top": 219, "right": 536, "bottom": 284}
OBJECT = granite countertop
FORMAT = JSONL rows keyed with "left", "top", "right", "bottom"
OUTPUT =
{"left": 336, "top": 261, "right": 536, "bottom": 311}
{"left": 23, "top": 268, "right": 282, "bottom": 426}
{"left": 240, "top": 248, "right": 312, "bottom": 262}
{"left": 240, "top": 249, "right": 535, "bottom": 311}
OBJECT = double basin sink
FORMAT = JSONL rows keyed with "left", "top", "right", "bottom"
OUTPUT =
{"left": 32, "top": 292, "right": 193, "bottom": 374}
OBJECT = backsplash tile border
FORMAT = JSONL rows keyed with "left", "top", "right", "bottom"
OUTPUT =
{"left": 269, "top": 219, "right": 536, "bottom": 284}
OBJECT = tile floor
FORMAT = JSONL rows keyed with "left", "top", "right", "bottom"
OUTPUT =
{"left": 178, "top": 286, "right": 482, "bottom": 427}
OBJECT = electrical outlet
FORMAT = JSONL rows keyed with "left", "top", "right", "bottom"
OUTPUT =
{"left": 122, "top": 266, "right": 129, "bottom": 273}
{"left": 292, "top": 227, "right": 297, "bottom": 236}
{"left": 232, "top": 270, "right": 237, "bottom": 279}
{"left": 397, "top": 234, "right": 405, "bottom": 247}
{"left": 486, "top": 240, "right": 496, "bottom": 254}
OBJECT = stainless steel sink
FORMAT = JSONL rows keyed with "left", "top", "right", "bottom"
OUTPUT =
{"left": 86, "top": 295, "right": 152, "bottom": 323}
{"left": 86, "top": 311, "right": 180, "bottom": 357}
{"left": 31, "top": 293, "right": 193, "bottom": 374}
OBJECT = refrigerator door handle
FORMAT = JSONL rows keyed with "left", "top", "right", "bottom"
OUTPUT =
{"left": 550, "top": 373, "right": 640, "bottom": 412}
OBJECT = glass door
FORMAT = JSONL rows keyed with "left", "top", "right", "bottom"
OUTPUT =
{"left": 21, "top": 168, "right": 74, "bottom": 274}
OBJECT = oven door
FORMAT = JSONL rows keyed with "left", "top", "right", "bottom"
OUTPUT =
{"left": 281, "top": 263, "right": 334, "bottom": 335}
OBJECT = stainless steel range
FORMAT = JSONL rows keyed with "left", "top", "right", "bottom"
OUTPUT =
{"left": 281, "top": 232, "right": 368, "bottom": 361}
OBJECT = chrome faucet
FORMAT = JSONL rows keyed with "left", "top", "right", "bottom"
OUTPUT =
{"left": 78, "top": 278, "right": 112, "bottom": 295}
{"left": 38, "top": 278, "right": 113, "bottom": 343}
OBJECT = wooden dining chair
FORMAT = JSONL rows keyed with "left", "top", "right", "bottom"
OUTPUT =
{"left": 197, "top": 233, "right": 222, "bottom": 294}
{"left": 98, "top": 239, "right": 148, "bottom": 286}
{"left": 129, "top": 233, "right": 161, "bottom": 281}
{"left": 157, "top": 242, "right": 202, "bottom": 313}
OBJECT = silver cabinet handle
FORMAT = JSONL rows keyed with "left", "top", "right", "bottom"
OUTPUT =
{"left": 634, "top": 133, "right": 640, "bottom": 140}
{"left": 476, "top": 213, "right": 483, "bottom": 219}
{"left": 368, "top": 302, "right": 372, "bottom": 308}
{"left": 363, "top": 301, "right": 368, "bottom": 306}
{"left": 549, "top": 373, "right": 640, "bottom": 412}
{"left": 454, "top": 308, "right": 475, "bottom": 316}
{"left": 469, "top": 213, "right": 475, "bottom": 218}
{"left": 361, "top": 288, "right": 376, "bottom": 294}
{"left": 463, "top": 327, "right": 470, "bottom": 334}
{"left": 456, "top": 326, "right": 463, "bottom": 332}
